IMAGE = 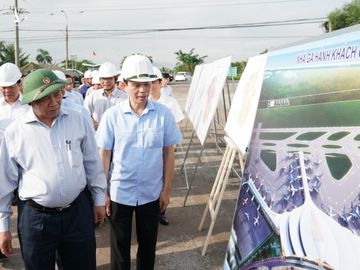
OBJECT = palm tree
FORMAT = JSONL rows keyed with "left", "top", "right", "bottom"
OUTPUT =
{"left": 174, "top": 48, "right": 207, "bottom": 74}
{"left": 0, "top": 42, "right": 29, "bottom": 67}
{"left": 36, "top": 49, "right": 53, "bottom": 64}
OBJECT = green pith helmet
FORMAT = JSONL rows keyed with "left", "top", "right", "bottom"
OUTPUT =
{"left": 22, "top": 69, "right": 66, "bottom": 105}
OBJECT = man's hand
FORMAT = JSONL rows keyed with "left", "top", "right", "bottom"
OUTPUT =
{"left": 159, "top": 190, "right": 170, "bottom": 213}
{"left": 0, "top": 231, "right": 12, "bottom": 257}
{"left": 93, "top": 206, "right": 106, "bottom": 226}
{"left": 105, "top": 194, "right": 111, "bottom": 217}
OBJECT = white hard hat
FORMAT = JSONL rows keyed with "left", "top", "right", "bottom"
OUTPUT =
{"left": 98, "top": 62, "right": 117, "bottom": 78}
{"left": 152, "top": 66, "right": 163, "bottom": 79}
{"left": 121, "top": 55, "right": 157, "bottom": 82}
{"left": 117, "top": 74, "right": 123, "bottom": 82}
{"left": 92, "top": 75, "right": 100, "bottom": 84}
{"left": 91, "top": 70, "right": 100, "bottom": 84}
{"left": 53, "top": 70, "right": 67, "bottom": 81}
{"left": 91, "top": 70, "right": 99, "bottom": 78}
{"left": 0, "top": 62, "right": 22, "bottom": 87}
{"left": 84, "top": 70, "right": 92, "bottom": 79}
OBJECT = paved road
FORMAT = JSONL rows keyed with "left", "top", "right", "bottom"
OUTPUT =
{"left": 0, "top": 82, "right": 240, "bottom": 270}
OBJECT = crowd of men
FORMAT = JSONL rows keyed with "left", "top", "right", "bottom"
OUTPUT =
{"left": 0, "top": 54, "right": 183, "bottom": 270}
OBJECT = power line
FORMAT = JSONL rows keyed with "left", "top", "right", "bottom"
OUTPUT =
{"left": 22, "top": 0, "right": 310, "bottom": 14}
{"left": 8, "top": 17, "right": 326, "bottom": 33}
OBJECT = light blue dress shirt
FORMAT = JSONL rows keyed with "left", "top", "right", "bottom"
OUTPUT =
{"left": 96, "top": 99, "right": 182, "bottom": 206}
{"left": 0, "top": 107, "right": 107, "bottom": 232}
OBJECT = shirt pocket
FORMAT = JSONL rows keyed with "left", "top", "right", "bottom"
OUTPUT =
{"left": 144, "top": 128, "right": 164, "bottom": 149}
{"left": 67, "top": 139, "right": 83, "bottom": 168}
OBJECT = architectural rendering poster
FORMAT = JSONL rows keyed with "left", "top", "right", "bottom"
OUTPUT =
{"left": 224, "top": 26, "right": 360, "bottom": 270}
{"left": 224, "top": 54, "right": 267, "bottom": 156}
{"left": 186, "top": 56, "right": 231, "bottom": 145}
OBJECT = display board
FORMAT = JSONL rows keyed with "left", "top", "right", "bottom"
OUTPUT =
{"left": 185, "top": 56, "right": 231, "bottom": 145}
{"left": 224, "top": 25, "right": 360, "bottom": 270}
{"left": 224, "top": 54, "right": 267, "bottom": 155}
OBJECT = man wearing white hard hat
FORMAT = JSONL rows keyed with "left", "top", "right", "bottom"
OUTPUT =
{"left": 84, "top": 62, "right": 127, "bottom": 130}
{"left": 53, "top": 70, "right": 93, "bottom": 129}
{"left": 85, "top": 70, "right": 101, "bottom": 97}
{"left": 0, "top": 63, "right": 30, "bottom": 143}
{"left": 96, "top": 54, "right": 182, "bottom": 270}
{"left": 79, "top": 69, "right": 92, "bottom": 98}
{"left": 117, "top": 73, "right": 126, "bottom": 93}
{"left": 0, "top": 63, "right": 30, "bottom": 260}
{"left": 150, "top": 66, "right": 185, "bottom": 226}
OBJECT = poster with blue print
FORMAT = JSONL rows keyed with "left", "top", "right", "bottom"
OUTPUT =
{"left": 224, "top": 25, "right": 360, "bottom": 270}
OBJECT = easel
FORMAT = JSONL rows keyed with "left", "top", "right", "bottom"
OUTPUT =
{"left": 181, "top": 84, "right": 233, "bottom": 206}
{"left": 198, "top": 136, "right": 244, "bottom": 256}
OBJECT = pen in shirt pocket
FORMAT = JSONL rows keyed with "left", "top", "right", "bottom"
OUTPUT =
{"left": 65, "top": 140, "right": 72, "bottom": 151}
{"left": 66, "top": 140, "right": 73, "bottom": 166}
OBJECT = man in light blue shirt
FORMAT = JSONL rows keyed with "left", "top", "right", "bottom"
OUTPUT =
{"left": 0, "top": 69, "right": 106, "bottom": 269}
{"left": 96, "top": 55, "right": 182, "bottom": 270}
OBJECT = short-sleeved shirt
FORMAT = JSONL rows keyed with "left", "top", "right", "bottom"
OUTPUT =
{"left": 0, "top": 107, "right": 106, "bottom": 232}
{"left": 62, "top": 97, "right": 93, "bottom": 130}
{"left": 96, "top": 99, "right": 182, "bottom": 206}
{"left": 0, "top": 96, "right": 30, "bottom": 142}
{"left": 160, "top": 85, "right": 173, "bottom": 97}
{"left": 155, "top": 94, "right": 185, "bottom": 123}
{"left": 84, "top": 87, "right": 128, "bottom": 124}
{"left": 63, "top": 90, "right": 83, "bottom": 105}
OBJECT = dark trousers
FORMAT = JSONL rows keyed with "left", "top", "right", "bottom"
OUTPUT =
{"left": 110, "top": 199, "right": 159, "bottom": 270}
{"left": 17, "top": 191, "right": 96, "bottom": 270}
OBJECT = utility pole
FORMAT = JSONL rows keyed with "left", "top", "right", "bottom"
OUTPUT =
{"left": 61, "top": 10, "right": 69, "bottom": 69}
{"left": 14, "top": 0, "right": 20, "bottom": 67}
{"left": 5, "top": 1, "right": 28, "bottom": 67}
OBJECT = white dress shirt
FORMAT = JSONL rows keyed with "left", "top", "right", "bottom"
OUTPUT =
{"left": 0, "top": 107, "right": 106, "bottom": 232}
{"left": 84, "top": 87, "right": 128, "bottom": 124}
{"left": 0, "top": 96, "right": 30, "bottom": 142}
{"left": 156, "top": 94, "right": 185, "bottom": 123}
{"left": 160, "top": 85, "right": 173, "bottom": 97}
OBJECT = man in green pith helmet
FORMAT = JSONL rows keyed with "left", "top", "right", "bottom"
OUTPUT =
{"left": 0, "top": 68, "right": 107, "bottom": 270}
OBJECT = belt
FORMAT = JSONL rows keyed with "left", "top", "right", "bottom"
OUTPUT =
{"left": 26, "top": 198, "right": 75, "bottom": 213}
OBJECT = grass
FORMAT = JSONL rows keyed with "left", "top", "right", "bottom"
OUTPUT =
{"left": 327, "top": 131, "right": 350, "bottom": 141}
{"left": 322, "top": 145, "right": 342, "bottom": 149}
{"left": 260, "top": 150, "right": 277, "bottom": 171}
{"left": 296, "top": 132, "right": 326, "bottom": 141}
{"left": 257, "top": 100, "right": 360, "bottom": 128}
{"left": 325, "top": 153, "right": 352, "bottom": 180}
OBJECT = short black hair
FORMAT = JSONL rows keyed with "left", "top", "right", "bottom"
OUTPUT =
{"left": 162, "top": 72, "right": 170, "bottom": 79}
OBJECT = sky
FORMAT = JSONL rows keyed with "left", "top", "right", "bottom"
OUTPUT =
{"left": 0, "top": 0, "right": 350, "bottom": 69}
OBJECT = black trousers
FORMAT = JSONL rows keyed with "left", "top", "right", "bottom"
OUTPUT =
{"left": 110, "top": 199, "right": 159, "bottom": 270}
{"left": 17, "top": 191, "right": 96, "bottom": 270}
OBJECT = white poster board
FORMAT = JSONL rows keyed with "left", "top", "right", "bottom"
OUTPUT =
{"left": 186, "top": 56, "right": 232, "bottom": 145}
{"left": 224, "top": 54, "right": 267, "bottom": 155}
{"left": 184, "top": 64, "right": 203, "bottom": 114}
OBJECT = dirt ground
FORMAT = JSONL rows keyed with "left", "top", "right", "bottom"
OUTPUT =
{"left": 0, "top": 82, "right": 241, "bottom": 270}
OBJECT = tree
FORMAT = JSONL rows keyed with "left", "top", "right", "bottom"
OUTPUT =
{"left": 59, "top": 59, "right": 96, "bottom": 72}
{"left": 174, "top": 48, "right": 207, "bottom": 74}
{"left": 0, "top": 42, "right": 29, "bottom": 67}
{"left": 231, "top": 60, "right": 247, "bottom": 79}
{"left": 327, "top": 0, "right": 360, "bottom": 31}
{"left": 36, "top": 49, "right": 52, "bottom": 64}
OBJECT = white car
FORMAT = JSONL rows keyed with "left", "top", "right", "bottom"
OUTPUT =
{"left": 175, "top": 72, "right": 192, "bottom": 82}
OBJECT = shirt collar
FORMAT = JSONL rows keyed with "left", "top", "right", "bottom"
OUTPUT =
{"left": 24, "top": 106, "right": 69, "bottom": 124}
{"left": 101, "top": 87, "right": 119, "bottom": 97}
{"left": 122, "top": 99, "right": 156, "bottom": 115}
